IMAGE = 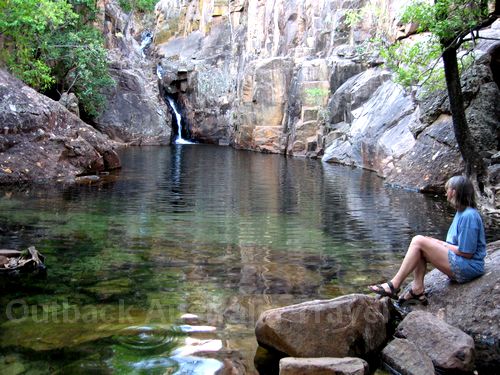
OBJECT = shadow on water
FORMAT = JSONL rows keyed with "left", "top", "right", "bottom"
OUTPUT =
{"left": 0, "top": 145, "right": 484, "bottom": 374}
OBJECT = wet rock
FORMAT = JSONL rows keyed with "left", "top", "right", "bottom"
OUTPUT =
{"left": 396, "top": 311, "right": 475, "bottom": 373}
{"left": 0, "top": 69, "right": 120, "bottom": 185}
{"left": 381, "top": 338, "right": 434, "bottom": 375}
{"left": 279, "top": 357, "right": 368, "bottom": 375}
{"left": 255, "top": 294, "right": 390, "bottom": 359}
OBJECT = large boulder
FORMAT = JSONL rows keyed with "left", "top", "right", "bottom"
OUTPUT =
{"left": 0, "top": 69, "right": 120, "bottom": 185}
{"left": 255, "top": 294, "right": 390, "bottom": 359}
{"left": 395, "top": 311, "right": 475, "bottom": 373}
{"left": 404, "top": 241, "right": 500, "bottom": 372}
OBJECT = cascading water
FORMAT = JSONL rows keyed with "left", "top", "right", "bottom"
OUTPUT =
{"left": 140, "top": 31, "right": 153, "bottom": 57}
{"left": 166, "top": 96, "right": 193, "bottom": 145}
{"left": 157, "top": 64, "right": 194, "bottom": 145}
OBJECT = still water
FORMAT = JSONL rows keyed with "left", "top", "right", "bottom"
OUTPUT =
{"left": 0, "top": 145, "right": 458, "bottom": 374}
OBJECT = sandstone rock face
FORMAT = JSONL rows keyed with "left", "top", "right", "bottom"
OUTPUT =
{"left": 94, "top": 0, "right": 170, "bottom": 145}
{"left": 279, "top": 357, "right": 368, "bottom": 375}
{"left": 0, "top": 69, "right": 120, "bottom": 185}
{"left": 152, "top": 0, "right": 500, "bottom": 205}
{"left": 154, "top": 0, "right": 415, "bottom": 153}
{"left": 405, "top": 241, "right": 500, "bottom": 373}
{"left": 255, "top": 294, "right": 390, "bottom": 359}
{"left": 381, "top": 338, "right": 434, "bottom": 375}
{"left": 396, "top": 311, "right": 475, "bottom": 373}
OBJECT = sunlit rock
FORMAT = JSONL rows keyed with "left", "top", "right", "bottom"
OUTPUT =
{"left": 255, "top": 294, "right": 390, "bottom": 358}
{"left": 0, "top": 70, "right": 120, "bottom": 185}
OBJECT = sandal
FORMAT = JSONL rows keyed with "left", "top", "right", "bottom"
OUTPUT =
{"left": 398, "top": 289, "right": 428, "bottom": 306}
{"left": 368, "top": 281, "right": 400, "bottom": 300}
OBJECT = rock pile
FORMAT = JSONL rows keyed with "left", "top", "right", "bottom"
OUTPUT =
{"left": 255, "top": 241, "right": 500, "bottom": 374}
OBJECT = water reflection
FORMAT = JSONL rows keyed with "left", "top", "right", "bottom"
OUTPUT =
{"left": 0, "top": 145, "right": 473, "bottom": 374}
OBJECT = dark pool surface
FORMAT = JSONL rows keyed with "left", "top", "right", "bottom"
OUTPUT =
{"left": 0, "top": 145, "right": 467, "bottom": 374}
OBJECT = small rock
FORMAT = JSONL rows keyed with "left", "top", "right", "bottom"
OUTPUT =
{"left": 381, "top": 338, "right": 434, "bottom": 375}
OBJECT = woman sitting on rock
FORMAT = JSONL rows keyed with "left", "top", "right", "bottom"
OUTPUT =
{"left": 369, "top": 175, "right": 486, "bottom": 305}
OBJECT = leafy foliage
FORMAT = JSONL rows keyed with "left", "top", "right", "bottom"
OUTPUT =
{"left": 380, "top": 0, "right": 494, "bottom": 93}
{"left": 401, "top": 0, "right": 490, "bottom": 45}
{"left": 0, "top": 0, "right": 114, "bottom": 118}
{"left": 46, "top": 27, "right": 114, "bottom": 117}
{"left": 118, "top": 0, "right": 158, "bottom": 13}
{"left": 380, "top": 37, "right": 445, "bottom": 91}
{"left": 0, "top": 0, "right": 76, "bottom": 90}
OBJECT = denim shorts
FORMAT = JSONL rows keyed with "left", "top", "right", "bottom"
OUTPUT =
{"left": 448, "top": 250, "right": 484, "bottom": 283}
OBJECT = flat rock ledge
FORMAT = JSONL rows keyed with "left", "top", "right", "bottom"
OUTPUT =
{"left": 279, "top": 357, "right": 368, "bottom": 375}
{"left": 255, "top": 242, "right": 500, "bottom": 374}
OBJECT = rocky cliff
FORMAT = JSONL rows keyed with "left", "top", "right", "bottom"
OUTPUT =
{"left": 93, "top": 0, "right": 171, "bottom": 145}
{"left": 151, "top": 0, "right": 500, "bottom": 209}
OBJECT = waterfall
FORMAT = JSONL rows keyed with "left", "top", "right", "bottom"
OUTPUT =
{"left": 166, "top": 96, "right": 193, "bottom": 145}
{"left": 156, "top": 64, "right": 164, "bottom": 80}
{"left": 157, "top": 64, "right": 194, "bottom": 145}
{"left": 140, "top": 31, "right": 153, "bottom": 57}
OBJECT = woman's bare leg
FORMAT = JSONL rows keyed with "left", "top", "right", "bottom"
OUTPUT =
{"left": 392, "top": 235, "right": 452, "bottom": 287}
{"left": 411, "top": 257, "right": 427, "bottom": 294}
{"left": 370, "top": 235, "right": 452, "bottom": 293}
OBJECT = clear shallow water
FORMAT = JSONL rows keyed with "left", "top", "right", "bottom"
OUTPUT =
{"left": 0, "top": 145, "right": 458, "bottom": 374}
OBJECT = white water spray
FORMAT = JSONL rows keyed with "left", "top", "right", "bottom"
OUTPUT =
{"left": 140, "top": 31, "right": 153, "bottom": 58}
{"left": 156, "top": 64, "right": 164, "bottom": 80}
{"left": 166, "top": 97, "right": 193, "bottom": 145}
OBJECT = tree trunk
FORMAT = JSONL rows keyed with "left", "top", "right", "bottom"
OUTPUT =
{"left": 441, "top": 46, "right": 484, "bottom": 180}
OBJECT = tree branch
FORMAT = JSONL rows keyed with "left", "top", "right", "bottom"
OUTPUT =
{"left": 444, "top": 14, "right": 499, "bottom": 50}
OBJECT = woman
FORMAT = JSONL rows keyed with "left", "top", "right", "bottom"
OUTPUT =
{"left": 369, "top": 175, "right": 487, "bottom": 305}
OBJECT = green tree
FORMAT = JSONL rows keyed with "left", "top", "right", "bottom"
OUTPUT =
{"left": 0, "top": 0, "right": 113, "bottom": 118}
{"left": 387, "top": 1, "right": 499, "bottom": 183}
{"left": 0, "top": 0, "right": 76, "bottom": 90}
{"left": 118, "top": 0, "right": 158, "bottom": 13}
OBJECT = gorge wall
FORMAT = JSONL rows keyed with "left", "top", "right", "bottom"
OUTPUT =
{"left": 151, "top": 0, "right": 500, "bottom": 214}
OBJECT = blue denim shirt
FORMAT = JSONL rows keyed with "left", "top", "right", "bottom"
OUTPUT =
{"left": 446, "top": 207, "right": 486, "bottom": 281}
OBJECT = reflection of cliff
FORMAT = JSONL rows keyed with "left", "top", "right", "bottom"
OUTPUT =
{"left": 320, "top": 163, "right": 453, "bottom": 251}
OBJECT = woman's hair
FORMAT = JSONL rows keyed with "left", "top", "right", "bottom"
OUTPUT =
{"left": 445, "top": 175, "right": 477, "bottom": 210}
